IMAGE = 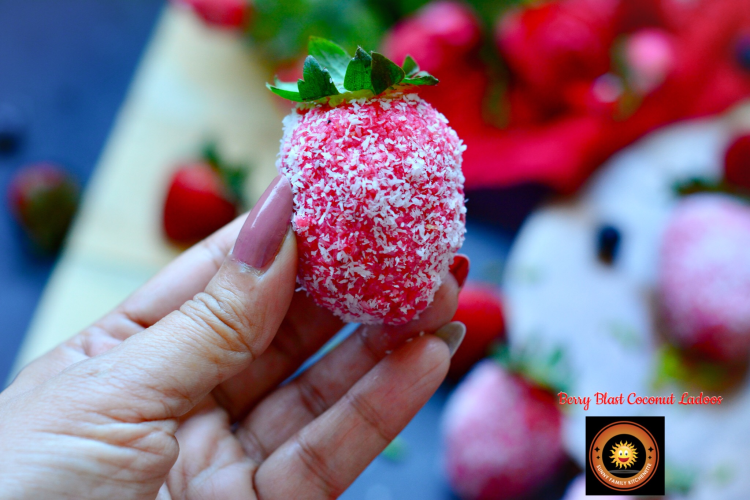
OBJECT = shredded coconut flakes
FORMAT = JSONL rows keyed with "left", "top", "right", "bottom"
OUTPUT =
{"left": 277, "top": 93, "right": 466, "bottom": 325}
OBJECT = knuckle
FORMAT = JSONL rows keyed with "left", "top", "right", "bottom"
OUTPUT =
{"left": 180, "top": 291, "right": 257, "bottom": 360}
{"left": 237, "top": 425, "right": 270, "bottom": 463}
{"left": 345, "top": 390, "right": 396, "bottom": 444}
{"left": 296, "top": 378, "right": 330, "bottom": 418}
{"left": 295, "top": 433, "right": 344, "bottom": 498}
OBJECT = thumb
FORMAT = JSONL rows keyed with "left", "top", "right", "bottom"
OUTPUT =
{"left": 68, "top": 176, "right": 297, "bottom": 420}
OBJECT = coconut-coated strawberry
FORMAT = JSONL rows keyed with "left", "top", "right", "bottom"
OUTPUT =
{"left": 449, "top": 283, "right": 506, "bottom": 380}
{"left": 658, "top": 194, "right": 750, "bottom": 362}
{"left": 8, "top": 163, "right": 79, "bottom": 255}
{"left": 443, "top": 361, "right": 565, "bottom": 500}
{"left": 268, "top": 38, "right": 466, "bottom": 325}
{"left": 163, "top": 145, "right": 246, "bottom": 245}
{"left": 724, "top": 133, "right": 750, "bottom": 191}
{"left": 172, "top": 0, "right": 251, "bottom": 30}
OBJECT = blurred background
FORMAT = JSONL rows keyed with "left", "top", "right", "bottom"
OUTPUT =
{"left": 3, "top": 0, "right": 750, "bottom": 498}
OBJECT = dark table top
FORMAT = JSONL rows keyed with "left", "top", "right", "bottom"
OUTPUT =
{"left": 0, "top": 0, "right": 164, "bottom": 383}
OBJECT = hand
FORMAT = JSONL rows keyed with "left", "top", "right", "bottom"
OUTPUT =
{"left": 0, "top": 176, "right": 467, "bottom": 500}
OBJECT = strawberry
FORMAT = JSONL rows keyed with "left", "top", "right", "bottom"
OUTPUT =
{"left": 724, "top": 133, "right": 750, "bottom": 191}
{"left": 172, "top": 0, "right": 251, "bottom": 30}
{"left": 443, "top": 361, "right": 565, "bottom": 500}
{"left": 381, "top": 1, "right": 483, "bottom": 76}
{"left": 163, "top": 144, "right": 247, "bottom": 245}
{"left": 495, "top": 0, "right": 618, "bottom": 101}
{"left": 658, "top": 194, "right": 750, "bottom": 362}
{"left": 380, "top": 2, "right": 488, "bottom": 136}
{"left": 448, "top": 283, "right": 506, "bottom": 380}
{"left": 267, "top": 38, "right": 466, "bottom": 325}
{"left": 8, "top": 163, "right": 79, "bottom": 255}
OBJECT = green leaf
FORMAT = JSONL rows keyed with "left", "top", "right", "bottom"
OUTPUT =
{"left": 370, "top": 52, "right": 405, "bottom": 95}
{"left": 201, "top": 142, "right": 250, "bottom": 208}
{"left": 403, "top": 72, "right": 439, "bottom": 87}
{"left": 298, "top": 55, "right": 340, "bottom": 101}
{"left": 308, "top": 36, "right": 350, "bottom": 87}
{"left": 265, "top": 77, "right": 304, "bottom": 102}
{"left": 402, "top": 55, "right": 419, "bottom": 76}
{"left": 220, "top": 164, "right": 249, "bottom": 209}
{"left": 381, "top": 436, "right": 408, "bottom": 462}
{"left": 265, "top": 38, "right": 439, "bottom": 103}
{"left": 343, "top": 47, "right": 372, "bottom": 92}
{"left": 272, "top": 77, "right": 299, "bottom": 92}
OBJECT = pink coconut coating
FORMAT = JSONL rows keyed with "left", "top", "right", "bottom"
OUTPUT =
{"left": 277, "top": 93, "right": 466, "bottom": 325}
{"left": 659, "top": 194, "right": 750, "bottom": 361}
{"left": 442, "top": 361, "right": 564, "bottom": 500}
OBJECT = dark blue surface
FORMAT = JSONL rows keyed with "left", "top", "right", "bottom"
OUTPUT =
{"left": 0, "top": 0, "right": 164, "bottom": 382}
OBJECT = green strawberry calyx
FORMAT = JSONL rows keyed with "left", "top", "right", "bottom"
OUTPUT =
{"left": 491, "top": 341, "right": 573, "bottom": 396}
{"left": 202, "top": 142, "right": 250, "bottom": 210}
{"left": 267, "top": 37, "right": 438, "bottom": 104}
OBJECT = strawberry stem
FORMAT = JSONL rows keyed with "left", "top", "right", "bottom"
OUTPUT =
{"left": 267, "top": 37, "right": 438, "bottom": 103}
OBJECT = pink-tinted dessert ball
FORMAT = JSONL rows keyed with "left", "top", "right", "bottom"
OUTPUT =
{"left": 659, "top": 194, "right": 750, "bottom": 362}
{"left": 277, "top": 93, "right": 466, "bottom": 325}
{"left": 562, "top": 475, "right": 634, "bottom": 500}
{"left": 442, "top": 361, "right": 565, "bottom": 500}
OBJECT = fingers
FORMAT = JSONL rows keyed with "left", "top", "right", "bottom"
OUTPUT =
{"left": 213, "top": 254, "right": 467, "bottom": 421}
{"left": 212, "top": 291, "right": 343, "bottom": 421}
{"left": 254, "top": 334, "right": 451, "bottom": 499}
{"left": 62, "top": 176, "right": 298, "bottom": 420}
{"left": 167, "top": 403, "right": 255, "bottom": 499}
{"left": 235, "top": 276, "right": 460, "bottom": 462}
{"left": 114, "top": 214, "right": 248, "bottom": 330}
{"left": 5, "top": 214, "right": 248, "bottom": 397}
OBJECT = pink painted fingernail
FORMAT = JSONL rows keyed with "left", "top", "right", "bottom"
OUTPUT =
{"left": 232, "top": 176, "right": 293, "bottom": 269}
{"left": 449, "top": 254, "right": 470, "bottom": 288}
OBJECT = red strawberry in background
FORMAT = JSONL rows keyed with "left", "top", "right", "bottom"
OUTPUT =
{"left": 443, "top": 361, "right": 566, "bottom": 500}
{"left": 163, "top": 143, "right": 247, "bottom": 245}
{"left": 172, "top": 0, "right": 252, "bottom": 30}
{"left": 724, "top": 133, "right": 750, "bottom": 191}
{"left": 495, "top": 0, "right": 619, "bottom": 110}
{"left": 448, "top": 283, "right": 506, "bottom": 380}
{"left": 8, "top": 163, "right": 79, "bottom": 255}
{"left": 381, "top": 0, "right": 483, "bottom": 74}
{"left": 381, "top": 1, "right": 488, "bottom": 132}
{"left": 658, "top": 194, "right": 750, "bottom": 363}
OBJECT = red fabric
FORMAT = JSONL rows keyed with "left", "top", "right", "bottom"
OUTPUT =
{"left": 384, "top": 0, "right": 750, "bottom": 193}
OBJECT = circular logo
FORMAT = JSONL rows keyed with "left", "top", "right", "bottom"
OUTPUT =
{"left": 588, "top": 421, "right": 660, "bottom": 491}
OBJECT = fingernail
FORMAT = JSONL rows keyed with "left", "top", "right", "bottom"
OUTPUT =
{"left": 449, "top": 254, "right": 470, "bottom": 288}
{"left": 233, "top": 175, "right": 293, "bottom": 269}
{"left": 434, "top": 321, "right": 466, "bottom": 358}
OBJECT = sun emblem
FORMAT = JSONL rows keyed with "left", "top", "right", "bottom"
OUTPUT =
{"left": 610, "top": 441, "right": 638, "bottom": 469}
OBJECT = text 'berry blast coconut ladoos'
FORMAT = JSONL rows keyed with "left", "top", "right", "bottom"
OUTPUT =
{"left": 268, "top": 37, "right": 467, "bottom": 325}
